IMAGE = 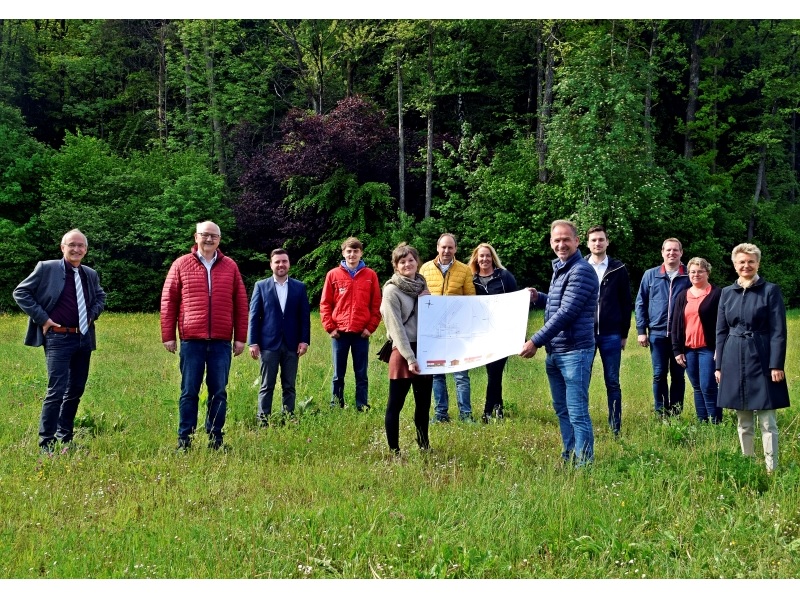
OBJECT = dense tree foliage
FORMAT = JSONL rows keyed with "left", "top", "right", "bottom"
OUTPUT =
{"left": 2, "top": 18, "right": 799, "bottom": 310}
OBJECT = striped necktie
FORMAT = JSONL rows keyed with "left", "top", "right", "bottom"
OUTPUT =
{"left": 73, "top": 267, "right": 89, "bottom": 335}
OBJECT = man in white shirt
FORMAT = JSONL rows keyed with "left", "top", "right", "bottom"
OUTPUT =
{"left": 585, "top": 226, "right": 632, "bottom": 435}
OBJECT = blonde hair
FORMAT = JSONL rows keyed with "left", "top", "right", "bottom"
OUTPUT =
{"left": 468, "top": 243, "right": 505, "bottom": 274}
{"left": 686, "top": 257, "right": 712, "bottom": 274}
{"left": 731, "top": 243, "right": 761, "bottom": 263}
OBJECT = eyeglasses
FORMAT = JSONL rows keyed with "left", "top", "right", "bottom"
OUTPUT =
{"left": 65, "top": 243, "right": 86, "bottom": 249}
{"left": 688, "top": 270, "right": 707, "bottom": 275}
{"left": 197, "top": 232, "right": 220, "bottom": 240}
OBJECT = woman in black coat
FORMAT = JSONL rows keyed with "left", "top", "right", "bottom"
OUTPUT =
{"left": 670, "top": 257, "right": 722, "bottom": 423}
{"left": 469, "top": 243, "right": 518, "bottom": 423}
{"left": 715, "top": 243, "right": 790, "bottom": 473}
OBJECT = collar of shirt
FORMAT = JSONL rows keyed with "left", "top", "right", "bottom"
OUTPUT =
{"left": 590, "top": 255, "right": 608, "bottom": 280}
{"left": 273, "top": 275, "right": 289, "bottom": 312}
{"left": 197, "top": 251, "right": 217, "bottom": 292}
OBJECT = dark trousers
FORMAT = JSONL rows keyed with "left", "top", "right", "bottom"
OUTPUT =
{"left": 482, "top": 357, "right": 508, "bottom": 416}
{"left": 595, "top": 333, "right": 623, "bottom": 433}
{"left": 649, "top": 333, "right": 685, "bottom": 416}
{"left": 385, "top": 377, "right": 433, "bottom": 452}
{"left": 41, "top": 330, "right": 93, "bottom": 447}
{"left": 330, "top": 332, "right": 370, "bottom": 408}
{"left": 258, "top": 341, "right": 299, "bottom": 418}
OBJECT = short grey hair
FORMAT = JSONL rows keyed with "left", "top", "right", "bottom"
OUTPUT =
{"left": 550, "top": 220, "right": 578, "bottom": 238}
{"left": 731, "top": 243, "right": 761, "bottom": 263}
{"left": 686, "top": 257, "right": 712, "bottom": 274}
{"left": 61, "top": 229, "right": 88, "bottom": 247}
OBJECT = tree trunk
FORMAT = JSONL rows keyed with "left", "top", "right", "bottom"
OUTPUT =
{"left": 397, "top": 54, "right": 405, "bottom": 214}
{"left": 748, "top": 102, "right": 778, "bottom": 240}
{"left": 791, "top": 110, "right": 797, "bottom": 204}
{"left": 685, "top": 20, "right": 705, "bottom": 160}
{"left": 203, "top": 25, "right": 226, "bottom": 178}
{"left": 346, "top": 59, "right": 353, "bottom": 97}
{"left": 425, "top": 23, "right": 434, "bottom": 219}
{"left": 537, "top": 24, "right": 554, "bottom": 183}
{"left": 157, "top": 20, "right": 168, "bottom": 145}
{"left": 748, "top": 147, "right": 767, "bottom": 241}
{"left": 182, "top": 36, "right": 195, "bottom": 144}
{"left": 644, "top": 22, "right": 657, "bottom": 158}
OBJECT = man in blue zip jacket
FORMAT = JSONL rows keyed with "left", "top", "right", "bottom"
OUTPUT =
{"left": 585, "top": 225, "right": 632, "bottom": 436}
{"left": 520, "top": 220, "right": 599, "bottom": 466}
{"left": 635, "top": 238, "right": 691, "bottom": 417}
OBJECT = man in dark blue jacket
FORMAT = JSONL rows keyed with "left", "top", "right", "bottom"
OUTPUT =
{"left": 585, "top": 225, "right": 632, "bottom": 436}
{"left": 521, "top": 220, "right": 599, "bottom": 466}
{"left": 248, "top": 249, "right": 311, "bottom": 425}
{"left": 635, "top": 238, "right": 691, "bottom": 417}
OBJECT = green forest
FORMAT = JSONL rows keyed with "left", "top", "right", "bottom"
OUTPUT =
{"left": 2, "top": 19, "right": 800, "bottom": 310}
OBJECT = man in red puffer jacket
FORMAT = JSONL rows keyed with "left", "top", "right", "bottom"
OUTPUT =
{"left": 161, "top": 221, "right": 249, "bottom": 452}
{"left": 320, "top": 237, "right": 382, "bottom": 411}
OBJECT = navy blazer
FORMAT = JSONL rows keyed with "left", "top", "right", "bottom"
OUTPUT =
{"left": 248, "top": 277, "right": 311, "bottom": 352}
{"left": 13, "top": 259, "right": 106, "bottom": 349}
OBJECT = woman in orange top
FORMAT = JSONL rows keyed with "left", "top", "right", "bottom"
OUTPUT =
{"left": 670, "top": 257, "right": 722, "bottom": 423}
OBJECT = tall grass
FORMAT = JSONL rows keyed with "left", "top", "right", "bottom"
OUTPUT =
{"left": 1, "top": 311, "right": 799, "bottom": 578}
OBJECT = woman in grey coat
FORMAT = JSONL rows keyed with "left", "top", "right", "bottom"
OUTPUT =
{"left": 715, "top": 243, "right": 790, "bottom": 473}
{"left": 380, "top": 243, "right": 432, "bottom": 455}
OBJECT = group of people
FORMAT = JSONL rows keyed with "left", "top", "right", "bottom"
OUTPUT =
{"left": 636, "top": 238, "right": 790, "bottom": 473}
{"left": 12, "top": 221, "right": 790, "bottom": 473}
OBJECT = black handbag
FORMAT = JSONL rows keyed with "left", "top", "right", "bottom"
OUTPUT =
{"left": 376, "top": 339, "right": 393, "bottom": 363}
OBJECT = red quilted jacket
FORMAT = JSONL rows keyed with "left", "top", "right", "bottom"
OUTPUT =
{"left": 320, "top": 264, "right": 382, "bottom": 334}
{"left": 160, "top": 247, "right": 249, "bottom": 343}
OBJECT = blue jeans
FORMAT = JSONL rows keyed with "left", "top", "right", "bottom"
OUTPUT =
{"left": 330, "top": 332, "right": 370, "bottom": 408}
{"left": 432, "top": 370, "right": 472, "bottom": 418}
{"left": 545, "top": 349, "right": 595, "bottom": 466}
{"left": 178, "top": 340, "right": 232, "bottom": 443}
{"left": 595, "top": 334, "right": 622, "bottom": 434}
{"left": 684, "top": 347, "right": 721, "bottom": 423}
{"left": 649, "top": 333, "right": 685, "bottom": 415}
{"left": 40, "top": 330, "right": 93, "bottom": 447}
{"left": 258, "top": 341, "right": 299, "bottom": 418}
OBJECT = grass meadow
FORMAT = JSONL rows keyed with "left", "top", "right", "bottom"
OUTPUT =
{"left": 1, "top": 310, "right": 800, "bottom": 580}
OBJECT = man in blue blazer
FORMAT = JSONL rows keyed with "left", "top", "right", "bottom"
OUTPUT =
{"left": 248, "top": 248, "right": 311, "bottom": 424}
{"left": 13, "top": 229, "right": 106, "bottom": 452}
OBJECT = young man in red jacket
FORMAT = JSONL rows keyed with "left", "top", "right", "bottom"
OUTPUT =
{"left": 160, "top": 221, "right": 249, "bottom": 451}
{"left": 320, "top": 237, "right": 382, "bottom": 411}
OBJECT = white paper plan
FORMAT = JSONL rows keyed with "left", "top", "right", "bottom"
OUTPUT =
{"left": 416, "top": 289, "right": 531, "bottom": 374}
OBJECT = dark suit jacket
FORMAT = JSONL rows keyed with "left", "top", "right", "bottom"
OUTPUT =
{"left": 13, "top": 259, "right": 106, "bottom": 349}
{"left": 248, "top": 277, "right": 311, "bottom": 352}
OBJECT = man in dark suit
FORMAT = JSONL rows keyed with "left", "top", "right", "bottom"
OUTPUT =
{"left": 248, "top": 248, "right": 311, "bottom": 425}
{"left": 13, "top": 229, "right": 106, "bottom": 452}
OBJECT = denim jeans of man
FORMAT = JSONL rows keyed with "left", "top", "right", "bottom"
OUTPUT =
{"left": 545, "top": 348, "right": 595, "bottom": 466}
{"left": 684, "top": 347, "right": 721, "bottom": 423}
{"left": 40, "top": 330, "right": 93, "bottom": 448}
{"left": 330, "top": 332, "right": 369, "bottom": 409}
{"left": 649, "top": 333, "right": 685, "bottom": 415}
{"left": 594, "top": 333, "right": 622, "bottom": 434}
{"left": 432, "top": 370, "right": 472, "bottom": 419}
{"left": 178, "top": 340, "right": 232, "bottom": 444}
{"left": 258, "top": 341, "right": 299, "bottom": 419}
